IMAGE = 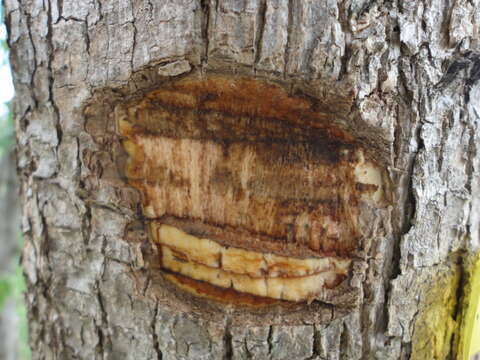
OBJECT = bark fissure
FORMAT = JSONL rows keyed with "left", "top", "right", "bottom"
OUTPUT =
{"left": 253, "top": 0, "right": 267, "bottom": 73}
{"left": 222, "top": 320, "right": 233, "bottom": 360}
{"left": 46, "top": 0, "right": 62, "bottom": 150}
{"left": 200, "top": 0, "right": 211, "bottom": 66}
{"left": 266, "top": 325, "right": 273, "bottom": 357}
{"left": 24, "top": 12, "right": 38, "bottom": 108}
{"left": 283, "top": 0, "right": 294, "bottom": 77}
{"left": 151, "top": 302, "right": 163, "bottom": 360}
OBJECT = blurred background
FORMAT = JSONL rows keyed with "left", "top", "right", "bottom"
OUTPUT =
{"left": 0, "top": 6, "right": 30, "bottom": 360}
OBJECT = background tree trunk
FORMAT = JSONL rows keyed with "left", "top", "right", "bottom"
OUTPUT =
{"left": 0, "top": 150, "right": 21, "bottom": 360}
{"left": 4, "top": 0, "right": 480, "bottom": 359}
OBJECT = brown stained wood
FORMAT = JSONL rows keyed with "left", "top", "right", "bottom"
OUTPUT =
{"left": 117, "top": 75, "right": 384, "bottom": 303}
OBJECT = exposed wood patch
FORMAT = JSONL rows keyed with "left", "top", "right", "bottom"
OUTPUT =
{"left": 117, "top": 75, "right": 384, "bottom": 304}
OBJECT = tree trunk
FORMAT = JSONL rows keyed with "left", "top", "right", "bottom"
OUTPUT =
{"left": 5, "top": 0, "right": 480, "bottom": 359}
{"left": 0, "top": 150, "right": 21, "bottom": 360}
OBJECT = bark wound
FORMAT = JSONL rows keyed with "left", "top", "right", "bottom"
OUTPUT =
{"left": 116, "top": 75, "right": 384, "bottom": 304}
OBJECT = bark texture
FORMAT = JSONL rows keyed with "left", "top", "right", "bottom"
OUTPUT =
{"left": 4, "top": 0, "right": 480, "bottom": 359}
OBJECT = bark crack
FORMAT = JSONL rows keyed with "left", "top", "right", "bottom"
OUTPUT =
{"left": 200, "top": 0, "right": 211, "bottom": 67}
{"left": 307, "top": 325, "right": 321, "bottom": 360}
{"left": 95, "top": 281, "right": 109, "bottom": 360}
{"left": 465, "top": 52, "right": 480, "bottom": 103}
{"left": 95, "top": 239, "right": 109, "bottom": 359}
{"left": 266, "top": 325, "right": 273, "bottom": 357}
{"left": 151, "top": 302, "right": 163, "bottom": 360}
{"left": 223, "top": 319, "right": 233, "bottom": 360}
{"left": 339, "top": 322, "right": 349, "bottom": 358}
{"left": 253, "top": 0, "right": 267, "bottom": 73}
{"left": 57, "top": 0, "right": 64, "bottom": 21}
{"left": 283, "top": 0, "right": 294, "bottom": 77}
{"left": 25, "top": 12, "right": 38, "bottom": 108}
{"left": 47, "top": 0, "right": 62, "bottom": 146}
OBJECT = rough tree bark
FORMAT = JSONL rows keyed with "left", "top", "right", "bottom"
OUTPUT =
{"left": 4, "top": 0, "right": 480, "bottom": 359}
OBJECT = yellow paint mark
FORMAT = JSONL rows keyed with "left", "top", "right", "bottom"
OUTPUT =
{"left": 457, "top": 253, "right": 480, "bottom": 360}
{"left": 411, "top": 266, "right": 461, "bottom": 360}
